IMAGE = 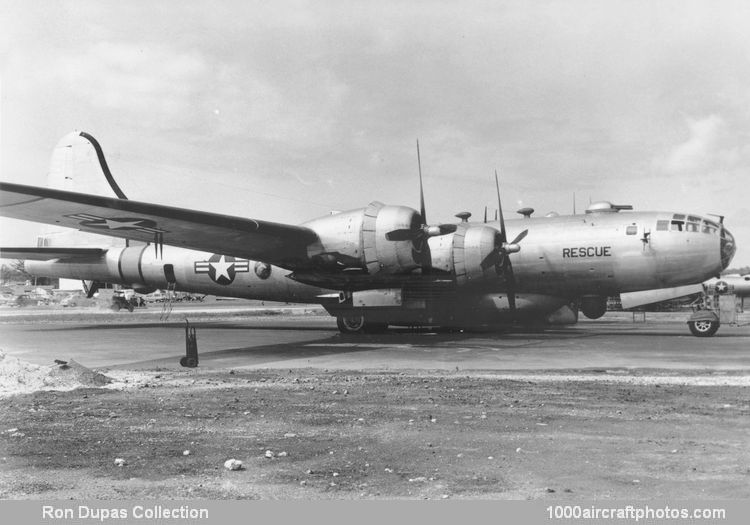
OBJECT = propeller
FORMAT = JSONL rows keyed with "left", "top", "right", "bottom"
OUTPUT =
{"left": 478, "top": 171, "right": 527, "bottom": 313}
{"left": 385, "top": 140, "right": 457, "bottom": 252}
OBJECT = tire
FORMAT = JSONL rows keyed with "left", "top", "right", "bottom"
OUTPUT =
{"left": 688, "top": 319, "right": 719, "bottom": 337}
{"left": 111, "top": 303, "right": 121, "bottom": 312}
{"left": 336, "top": 314, "right": 366, "bottom": 334}
{"left": 364, "top": 322, "right": 388, "bottom": 333}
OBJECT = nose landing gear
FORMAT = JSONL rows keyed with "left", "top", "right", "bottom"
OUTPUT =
{"left": 687, "top": 313, "right": 720, "bottom": 337}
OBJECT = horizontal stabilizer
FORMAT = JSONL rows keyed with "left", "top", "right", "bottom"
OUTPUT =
{"left": 0, "top": 247, "right": 107, "bottom": 261}
{"left": 620, "top": 284, "right": 703, "bottom": 310}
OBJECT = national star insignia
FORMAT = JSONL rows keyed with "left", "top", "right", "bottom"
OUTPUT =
{"left": 209, "top": 255, "right": 234, "bottom": 282}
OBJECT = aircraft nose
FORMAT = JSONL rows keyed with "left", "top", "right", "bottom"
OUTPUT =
{"left": 720, "top": 226, "right": 736, "bottom": 270}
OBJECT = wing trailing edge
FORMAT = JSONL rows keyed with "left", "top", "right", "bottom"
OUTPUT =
{"left": 0, "top": 247, "right": 107, "bottom": 261}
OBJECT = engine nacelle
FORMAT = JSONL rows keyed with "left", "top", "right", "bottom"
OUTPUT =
{"left": 452, "top": 224, "right": 500, "bottom": 286}
{"left": 580, "top": 295, "right": 608, "bottom": 319}
{"left": 304, "top": 201, "right": 424, "bottom": 275}
{"left": 428, "top": 223, "right": 501, "bottom": 287}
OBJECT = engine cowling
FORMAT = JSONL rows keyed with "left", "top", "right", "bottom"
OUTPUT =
{"left": 452, "top": 224, "right": 500, "bottom": 286}
{"left": 427, "top": 223, "right": 505, "bottom": 287}
{"left": 304, "top": 201, "right": 425, "bottom": 275}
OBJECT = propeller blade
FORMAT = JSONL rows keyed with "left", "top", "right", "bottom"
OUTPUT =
{"left": 494, "top": 170, "right": 507, "bottom": 244}
{"left": 493, "top": 170, "right": 519, "bottom": 315}
{"left": 509, "top": 229, "right": 528, "bottom": 245}
{"left": 484, "top": 206, "right": 487, "bottom": 224}
{"left": 505, "top": 259, "right": 517, "bottom": 312}
{"left": 385, "top": 229, "right": 417, "bottom": 242}
{"left": 417, "top": 140, "right": 426, "bottom": 224}
{"left": 480, "top": 249, "right": 502, "bottom": 271}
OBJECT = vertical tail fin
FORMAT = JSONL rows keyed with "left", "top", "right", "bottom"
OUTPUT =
{"left": 46, "top": 131, "right": 128, "bottom": 199}
{"left": 39, "top": 131, "right": 129, "bottom": 248}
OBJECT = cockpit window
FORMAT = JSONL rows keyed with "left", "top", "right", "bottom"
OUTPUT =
{"left": 702, "top": 219, "right": 719, "bottom": 235}
{"left": 665, "top": 214, "right": 721, "bottom": 234}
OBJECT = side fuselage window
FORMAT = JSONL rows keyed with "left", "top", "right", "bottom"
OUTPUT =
{"left": 670, "top": 220, "right": 684, "bottom": 232}
{"left": 626, "top": 225, "right": 638, "bottom": 235}
{"left": 656, "top": 220, "right": 669, "bottom": 231}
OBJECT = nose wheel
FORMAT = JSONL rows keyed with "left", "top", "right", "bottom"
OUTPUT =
{"left": 688, "top": 319, "right": 720, "bottom": 337}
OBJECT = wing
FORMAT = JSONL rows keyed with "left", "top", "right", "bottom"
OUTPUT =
{"left": 0, "top": 247, "right": 106, "bottom": 261}
{"left": 0, "top": 182, "right": 319, "bottom": 269}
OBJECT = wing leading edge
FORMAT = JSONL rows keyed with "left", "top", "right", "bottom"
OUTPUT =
{"left": 0, "top": 182, "right": 319, "bottom": 269}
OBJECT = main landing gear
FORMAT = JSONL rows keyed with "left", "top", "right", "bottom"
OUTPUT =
{"left": 336, "top": 314, "right": 387, "bottom": 334}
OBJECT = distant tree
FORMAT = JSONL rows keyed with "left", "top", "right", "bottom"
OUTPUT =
{"left": 0, "top": 260, "right": 31, "bottom": 283}
{"left": 723, "top": 266, "right": 750, "bottom": 275}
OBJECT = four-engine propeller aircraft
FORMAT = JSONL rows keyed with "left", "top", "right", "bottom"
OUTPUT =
{"left": 0, "top": 132, "right": 738, "bottom": 336}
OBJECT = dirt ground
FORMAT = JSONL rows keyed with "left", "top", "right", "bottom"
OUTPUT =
{"left": 1, "top": 365, "right": 749, "bottom": 500}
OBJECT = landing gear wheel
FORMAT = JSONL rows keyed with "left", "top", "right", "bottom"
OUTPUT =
{"left": 337, "top": 314, "right": 366, "bottom": 334}
{"left": 364, "top": 322, "right": 388, "bottom": 333}
{"left": 180, "top": 356, "right": 198, "bottom": 368}
{"left": 111, "top": 303, "right": 121, "bottom": 312}
{"left": 688, "top": 319, "right": 719, "bottom": 337}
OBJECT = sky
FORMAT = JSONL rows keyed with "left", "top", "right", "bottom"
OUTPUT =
{"left": 1, "top": 0, "right": 749, "bottom": 268}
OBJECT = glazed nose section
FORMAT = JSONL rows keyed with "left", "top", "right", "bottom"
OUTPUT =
{"left": 720, "top": 226, "right": 736, "bottom": 270}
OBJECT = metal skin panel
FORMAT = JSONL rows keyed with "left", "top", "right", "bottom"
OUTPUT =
{"left": 704, "top": 275, "right": 750, "bottom": 297}
{"left": 352, "top": 289, "right": 403, "bottom": 307}
{"left": 718, "top": 295, "right": 738, "bottom": 324}
{"left": 304, "top": 202, "right": 422, "bottom": 275}
{"left": 25, "top": 245, "right": 327, "bottom": 303}
{"left": 452, "top": 224, "right": 497, "bottom": 286}
{"left": 426, "top": 233, "right": 455, "bottom": 272}
{"left": 371, "top": 204, "right": 421, "bottom": 274}
{"left": 361, "top": 201, "right": 382, "bottom": 274}
{"left": 304, "top": 208, "right": 366, "bottom": 266}
{"left": 505, "top": 211, "right": 723, "bottom": 296}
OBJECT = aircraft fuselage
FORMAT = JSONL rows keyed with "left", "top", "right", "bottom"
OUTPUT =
{"left": 25, "top": 208, "right": 731, "bottom": 327}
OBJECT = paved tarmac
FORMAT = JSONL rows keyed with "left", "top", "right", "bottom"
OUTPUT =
{"left": 1, "top": 307, "right": 748, "bottom": 372}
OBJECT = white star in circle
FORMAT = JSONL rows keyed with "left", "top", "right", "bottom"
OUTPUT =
{"left": 104, "top": 218, "right": 144, "bottom": 229}
{"left": 209, "top": 255, "right": 234, "bottom": 281}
